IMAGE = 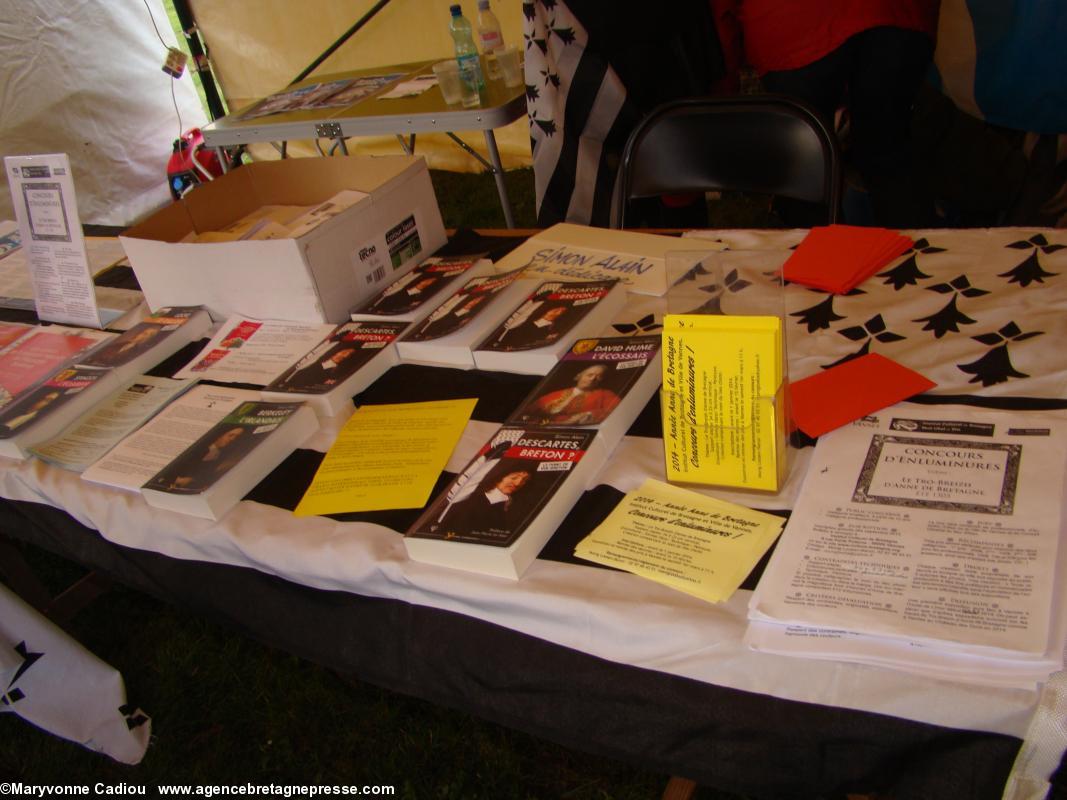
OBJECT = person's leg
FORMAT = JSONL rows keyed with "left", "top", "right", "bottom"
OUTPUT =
{"left": 845, "top": 26, "right": 935, "bottom": 228}
{"left": 760, "top": 50, "right": 849, "bottom": 225}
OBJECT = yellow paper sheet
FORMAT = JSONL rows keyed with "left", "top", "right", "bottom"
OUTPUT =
{"left": 574, "top": 478, "right": 785, "bottom": 604}
{"left": 294, "top": 398, "right": 477, "bottom": 516}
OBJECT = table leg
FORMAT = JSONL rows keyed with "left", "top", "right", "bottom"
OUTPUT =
{"left": 482, "top": 129, "right": 515, "bottom": 229}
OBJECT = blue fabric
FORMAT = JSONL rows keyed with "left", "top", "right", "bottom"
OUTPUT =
{"left": 938, "top": 0, "right": 1067, "bottom": 133}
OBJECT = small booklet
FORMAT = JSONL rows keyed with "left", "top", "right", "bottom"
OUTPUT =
{"left": 261, "top": 320, "right": 408, "bottom": 417}
{"left": 140, "top": 400, "right": 318, "bottom": 520}
{"left": 350, "top": 253, "right": 492, "bottom": 323}
{"left": 404, "top": 425, "right": 605, "bottom": 579}
{"left": 396, "top": 267, "right": 535, "bottom": 368}
{"left": 507, "top": 335, "right": 661, "bottom": 452}
{"left": 472, "top": 279, "right": 626, "bottom": 375}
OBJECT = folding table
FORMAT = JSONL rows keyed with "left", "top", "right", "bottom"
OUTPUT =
{"left": 200, "top": 60, "right": 527, "bottom": 228}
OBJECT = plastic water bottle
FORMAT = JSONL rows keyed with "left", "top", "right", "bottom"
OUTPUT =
{"left": 476, "top": 0, "right": 505, "bottom": 80}
{"left": 449, "top": 4, "right": 485, "bottom": 93}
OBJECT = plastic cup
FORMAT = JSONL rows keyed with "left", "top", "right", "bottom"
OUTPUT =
{"left": 498, "top": 45, "right": 522, "bottom": 88}
{"left": 455, "top": 60, "right": 482, "bottom": 108}
{"left": 432, "top": 61, "right": 464, "bottom": 105}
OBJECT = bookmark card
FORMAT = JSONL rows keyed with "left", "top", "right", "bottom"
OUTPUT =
{"left": 783, "top": 225, "right": 913, "bottom": 294}
{"left": 294, "top": 398, "right": 477, "bottom": 516}
{"left": 575, "top": 478, "right": 785, "bottom": 604}
{"left": 788, "top": 353, "right": 936, "bottom": 438}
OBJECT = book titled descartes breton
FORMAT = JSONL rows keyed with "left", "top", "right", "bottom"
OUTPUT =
{"left": 261, "top": 320, "right": 407, "bottom": 417}
{"left": 140, "top": 400, "right": 318, "bottom": 520}
{"left": 349, "top": 254, "right": 492, "bottom": 323}
{"left": 395, "top": 266, "right": 536, "bottom": 368}
{"left": 0, "top": 364, "right": 112, "bottom": 459}
{"left": 507, "top": 335, "right": 662, "bottom": 452}
{"left": 472, "top": 279, "right": 626, "bottom": 375}
{"left": 404, "top": 426, "right": 605, "bottom": 579}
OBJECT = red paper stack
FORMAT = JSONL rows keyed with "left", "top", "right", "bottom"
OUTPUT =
{"left": 783, "top": 225, "right": 913, "bottom": 293}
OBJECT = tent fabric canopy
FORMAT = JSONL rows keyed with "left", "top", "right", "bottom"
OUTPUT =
{"left": 0, "top": 0, "right": 530, "bottom": 228}
{"left": 0, "top": 0, "right": 207, "bottom": 226}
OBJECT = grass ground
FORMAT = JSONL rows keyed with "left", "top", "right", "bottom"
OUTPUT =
{"left": 1, "top": 167, "right": 754, "bottom": 799}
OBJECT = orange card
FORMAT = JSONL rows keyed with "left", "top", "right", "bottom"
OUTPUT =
{"left": 788, "top": 353, "right": 935, "bottom": 437}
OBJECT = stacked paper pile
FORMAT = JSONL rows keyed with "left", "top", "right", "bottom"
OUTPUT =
{"left": 783, "top": 224, "right": 913, "bottom": 293}
{"left": 745, "top": 404, "right": 1067, "bottom": 689}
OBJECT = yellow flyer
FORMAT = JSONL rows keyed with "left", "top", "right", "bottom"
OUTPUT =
{"left": 294, "top": 398, "right": 477, "bottom": 516}
{"left": 575, "top": 479, "right": 785, "bottom": 603}
{"left": 661, "top": 314, "right": 786, "bottom": 491}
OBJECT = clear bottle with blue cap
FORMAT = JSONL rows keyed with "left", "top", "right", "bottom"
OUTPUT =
{"left": 449, "top": 3, "right": 485, "bottom": 97}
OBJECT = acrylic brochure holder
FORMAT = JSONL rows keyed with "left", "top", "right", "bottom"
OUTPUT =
{"left": 659, "top": 249, "right": 791, "bottom": 493}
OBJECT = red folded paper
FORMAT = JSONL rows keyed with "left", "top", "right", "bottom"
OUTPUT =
{"left": 783, "top": 224, "right": 913, "bottom": 294}
{"left": 789, "top": 353, "right": 936, "bottom": 438}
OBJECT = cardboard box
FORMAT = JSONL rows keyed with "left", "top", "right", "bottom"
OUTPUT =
{"left": 120, "top": 156, "right": 446, "bottom": 323}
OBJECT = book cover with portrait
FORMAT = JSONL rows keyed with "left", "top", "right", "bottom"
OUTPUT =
{"left": 351, "top": 253, "right": 490, "bottom": 321}
{"left": 477, "top": 280, "right": 621, "bottom": 353}
{"left": 80, "top": 306, "right": 210, "bottom": 371}
{"left": 403, "top": 426, "right": 601, "bottom": 558}
{"left": 508, "top": 335, "right": 662, "bottom": 431}
{"left": 265, "top": 321, "right": 407, "bottom": 396}
{"left": 401, "top": 267, "right": 528, "bottom": 343}
{"left": 143, "top": 401, "right": 308, "bottom": 496}
{"left": 0, "top": 364, "right": 111, "bottom": 445}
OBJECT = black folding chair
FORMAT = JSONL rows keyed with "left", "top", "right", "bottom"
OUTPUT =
{"left": 612, "top": 94, "right": 842, "bottom": 228}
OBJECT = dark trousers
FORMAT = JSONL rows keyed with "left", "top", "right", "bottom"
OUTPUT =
{"left": 762, "top": 26, "right": 935, "bottom": 228}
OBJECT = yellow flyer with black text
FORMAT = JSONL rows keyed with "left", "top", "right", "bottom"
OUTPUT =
{"left": 661, "top": 314, "right": 785, "bottom": 491}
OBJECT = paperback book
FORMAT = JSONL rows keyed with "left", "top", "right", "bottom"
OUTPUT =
{"left": 79, "top": 306, "right": 211, "bottom": 375}
{"left": 261, "top": 320, "right": 407, "bottom": 417}
{"left": 0, "top": 364, "right": 112, "bottom": 459}
{"left": 472, "top": 279, "right": 626, "bottom": 374}
{"left": 350, "top": 254, "right": 492, "bottom": 323}
{"left": 140, "top": 400, "right": 318, "bottom": 520}
{"left": 396, "top": 267, "right": 535, "bottom": 368}
{"left": 0, "top": 325, "right": 113, "bottom": 409}
{"left": 507, "top": 335, "right": 661, "bottom": 451}
{"left": 81, "top": 384, "right": 261, "bottom": 492}
{"left": 404, "top": 425, "right": 605, "bottom": 579}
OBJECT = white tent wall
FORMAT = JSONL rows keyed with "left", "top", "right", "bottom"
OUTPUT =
{"left": 0, "top": 0, "right": 208, "bottom": 226}
{"left": 189, "top": 0, "right": 531, "bottom": 171}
